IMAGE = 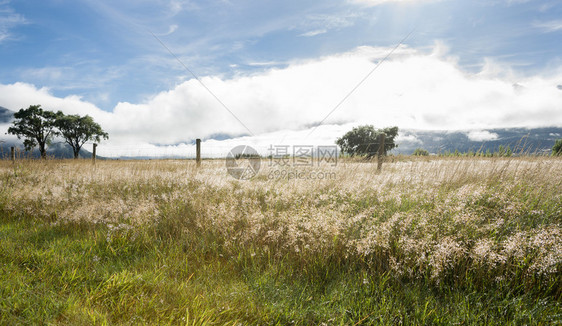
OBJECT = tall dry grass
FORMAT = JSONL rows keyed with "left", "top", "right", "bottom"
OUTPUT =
{"left": 0, "top": 157, "right": 560, "bottom": 294}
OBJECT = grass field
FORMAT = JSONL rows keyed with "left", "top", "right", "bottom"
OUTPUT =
{"left": 0, "top": 157, "right": 561, "bottom": 325}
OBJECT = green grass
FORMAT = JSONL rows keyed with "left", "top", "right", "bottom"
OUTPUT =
{"left": 0, "top": 158, "right": 561, "bottom": 324}
{"left": 1, "top": 215, "right": 560, "bottom": 325}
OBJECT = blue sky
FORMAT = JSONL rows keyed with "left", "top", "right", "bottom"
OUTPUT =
{"left": 1, "top": 0, "right": 562, "bottom": 155}
{"left": 2, "top": 0, "right": 561, "bottom": 107}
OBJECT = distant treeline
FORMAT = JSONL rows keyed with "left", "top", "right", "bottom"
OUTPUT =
{"left": 413, "top": 144, "right": 561, "bottom": 157}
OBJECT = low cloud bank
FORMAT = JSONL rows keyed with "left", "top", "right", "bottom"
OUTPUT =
{"left": 1, "top": 42, "right": 561, "bottom": 157}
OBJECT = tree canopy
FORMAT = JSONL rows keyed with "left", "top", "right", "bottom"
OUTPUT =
{"left": 55, "top": 114, "right": 108, "bottom": 159}
{"left": 336, "top": 125, "right": 398, "bottom": 157}
{"left": 413, "top": 148, "right": 429, "bottom": 156}
{"left": 7, "top": 105, "right": 108, "bottom": 159}
{"left": 7, "top": 105, "right": 59, "bottom": 159}
{"left": 553, "top": 139, "right": 562, "bottom": 156}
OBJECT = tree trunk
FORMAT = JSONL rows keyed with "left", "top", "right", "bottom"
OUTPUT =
{"left": 73, "top": 143, "right": 81, "bottom": 159}
{"left": 39, "top": 143, "right": 47, "bottom": 160}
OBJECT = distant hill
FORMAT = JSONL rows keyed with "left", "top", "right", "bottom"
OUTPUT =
{"left": 0, "top": 106, "right": 14, "bottom": 123}
{"left": 2, "top": 125, "right": 561, "bottom": 159}
{"left": 396, "top": 127, "right": 562, "bottom": 155}
{"left": 110, "top": 127, "right": 562, "bottom": 159}
{"left": 0, "top": 141, "right": 96, "bottom": 159}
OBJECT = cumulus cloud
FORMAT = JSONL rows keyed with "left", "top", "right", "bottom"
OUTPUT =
{"left": 397, "top": 134, "right": 422, "bottom": 144}
{"left": 467, "top": 131, "right": 499, "bottom": 142}
{"left": 1, "top": 42, "right": 562, "bottom": 157}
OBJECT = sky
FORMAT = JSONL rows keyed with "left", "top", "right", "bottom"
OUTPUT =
{"left": 1, "top": 0, "right": 562, "bottom": 156}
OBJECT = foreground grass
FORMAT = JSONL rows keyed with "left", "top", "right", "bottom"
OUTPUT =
{"left": 2, "top": 217, "right": 560, "bottom": 325}
{"left": 0, "top": 158, "right": 561, "bottom": 324}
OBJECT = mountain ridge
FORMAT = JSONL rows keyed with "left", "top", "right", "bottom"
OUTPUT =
{"left": 1, "top": 123, "right": 561, "bottom": 158}
{"left": 0, "top": 106, "right": 14, "bottom": 123}
{"left": 396, "top": 127, "right": 562, "bottom": 154}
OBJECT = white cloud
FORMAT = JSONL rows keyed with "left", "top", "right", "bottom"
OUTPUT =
{"left": 296, "top": 12, "right": 359, "bottom": 37}
{"left": 0, "top": 83, "right": 112, "bottom": 121}
{"left": 247, "top": 61, "right": 287, "bottom": 67}
{"left": 22, "top": 67, "right": 66, "bottom": 81}
{"left": 0, "top": 1, "right": 26, "bottom": 43}
{"left": 397, "top": 134, "right": 422, "bottom": 144}
{"left": 162, "top": 24, "right": 178, "bottom": 36}
{"left": 299, "top": 29, "right": 327, "bottom": 37}
{"left": 533, "top": 20, "right": 562, "bottom": 32}
{"left": 19, "top": 65, "right": 124, "bottom": 92}
{"left": 168, "top": 0, "right": 199, "bottom": 15}
{"left": 467, "top": 131, "right": 499, "bottom": 142}
{"left": 1, "top": 43, "right": 562, "bottom": 157}
{"left": 93, "top": 124, "right": 348, "bottom": 158}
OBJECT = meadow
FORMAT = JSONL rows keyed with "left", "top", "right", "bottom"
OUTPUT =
{"left": 0, "top": 157, "right": 560, "bottom": 325}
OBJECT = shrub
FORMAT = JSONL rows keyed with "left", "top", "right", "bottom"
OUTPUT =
{"left": 412, "top": 148, "right": 429, "bottom": 156}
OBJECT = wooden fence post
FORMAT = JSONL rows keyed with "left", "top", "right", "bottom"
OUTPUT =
{"left": 92, "top": 143, "right": 97, "bottom": 165}
{"left": 377, "top": 134, "right": 386, "bottom": 172}
{"left": 11, "top": 147, "right": 15, "bottom": 163}
{"left": 196, "top": 139, "right": 201, "bottom": 167}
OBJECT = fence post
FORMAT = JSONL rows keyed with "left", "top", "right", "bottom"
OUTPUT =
{"left": 11, "top": 147, "right": 15, "bottom": 163}
{"left": 377, "top": 134, "right": 386, "bottom": 172}
{"left": 196, "top": 139, "right": 201, "bottom": 167}
{"left": 92, "top": 143, "right": 97, "bottom": 165}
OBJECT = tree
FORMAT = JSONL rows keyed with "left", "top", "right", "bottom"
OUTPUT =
{"left": 504, "top": 145, "right": 513, "bottom": 157}
{"left": 7, "top": 105, "right": 59, "bottom": 159}
{"left": 336, "top": 125, "right": 398, "bottom": 157}
{"left": 553, "top": 139, "right": 562, "bottom": 156}
{"left": 55, "top": 114, "right": 108, "bottom": 159}
{"left": 413, "top": 148, "right": 429, "bottom": 156}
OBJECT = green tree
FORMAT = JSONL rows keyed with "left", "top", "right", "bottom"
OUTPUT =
{"left": 55, "top": 114, "right": 108, "bottom": 159}
{"left": 498, "top": 145, "right": 505, "bottom": 157}
{"left": 336, "top": 125, "right": 398, "bottom": 157}
{"left": 504, "top": 145, "right": 513, "bottom": 157}
{"left": 553, "top": 139, "right": 562, "bottom": 156}
{"left": 7, "top": 105, "right": 59, "bottom": 159}
{"left": 412, "top": 148, "right": 429, "bottom": 156}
